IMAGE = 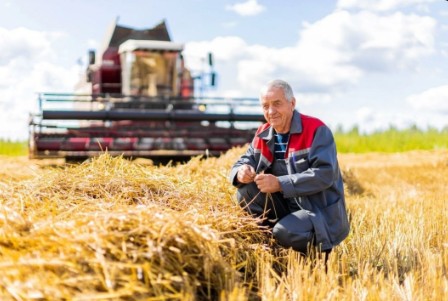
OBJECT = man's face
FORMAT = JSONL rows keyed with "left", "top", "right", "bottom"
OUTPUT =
{"left": 260, "top": 87, "right": 296, "bottom": 133}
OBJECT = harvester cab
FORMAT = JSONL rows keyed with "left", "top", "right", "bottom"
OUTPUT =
{"left": 29, "top": 20, "right": 264, "bottom": 162}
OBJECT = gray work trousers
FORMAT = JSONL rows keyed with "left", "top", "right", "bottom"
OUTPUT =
{"left": 237, "top": 181, "right": 316, "bottom": 254}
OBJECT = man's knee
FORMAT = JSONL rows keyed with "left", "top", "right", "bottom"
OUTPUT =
{"left": 272, "top": 210, "right": 314, "bottom": 254}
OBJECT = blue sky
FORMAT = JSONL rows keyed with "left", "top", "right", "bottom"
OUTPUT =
{"left": 1, "top": 0, "right": 448, "bottom": 140}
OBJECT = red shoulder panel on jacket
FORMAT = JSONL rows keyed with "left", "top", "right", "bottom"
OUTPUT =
{"left": 288, "top": 114, "right": 325, "bottom": 153}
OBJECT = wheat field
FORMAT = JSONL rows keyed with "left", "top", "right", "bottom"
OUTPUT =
{"left": 0, "top": 149, "right": 447, "bottom": 300}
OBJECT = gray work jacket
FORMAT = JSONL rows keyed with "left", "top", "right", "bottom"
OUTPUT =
{"left": 229, "top": 111, "right": 350, "bottom": 250}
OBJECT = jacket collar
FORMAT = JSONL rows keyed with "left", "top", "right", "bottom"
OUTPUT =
{"left": 258, "top": 110, "right": 302, "bottom": 140}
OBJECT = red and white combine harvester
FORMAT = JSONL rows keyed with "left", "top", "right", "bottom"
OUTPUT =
{"left": 29, "top": 20, "right": 264, "bottom": 162}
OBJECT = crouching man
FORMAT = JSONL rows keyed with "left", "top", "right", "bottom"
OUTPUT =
{"left": 229, "top": 79, "right": 350, "bottom": 256}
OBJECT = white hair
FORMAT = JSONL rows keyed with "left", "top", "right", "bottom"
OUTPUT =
{"left": 260, "top": 79, "right": 294, "bottom": 102}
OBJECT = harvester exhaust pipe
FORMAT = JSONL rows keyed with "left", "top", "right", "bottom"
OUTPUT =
{"left": 208, "top": 53, "right": 213, "bottom": 67}
{"left": 88, "top": 50, "right": 96, "bottom": 65}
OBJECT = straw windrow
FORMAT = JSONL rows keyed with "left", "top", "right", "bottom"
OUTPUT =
{"left": 0, "top": 152, "right": 273, "bottom": 300}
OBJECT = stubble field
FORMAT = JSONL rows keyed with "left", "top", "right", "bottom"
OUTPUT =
{"left": 0, "top": 149, "right": 447, "bottom": 300}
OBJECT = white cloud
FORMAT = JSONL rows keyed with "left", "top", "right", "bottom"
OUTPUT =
{"left": 237, "top": 59, "right": 276, "bottom": 92}
{"left": 295, "top": 93, "right": 332, "bottom": 107}
{"left": 185, "top": 9, "right": 436, "bottom": 99}
{"left": 356, "top": 107, "right": 375, "bottom": 123}
{"left": 407, "top": 85, "right": 448, "bottom": 113}
{"left": 185, "top": 36, "right": 247, "bottom": 63}
{"left": 226, "top": 0, "right": 265, "bottom": 16}
{"left": 337, "top": 0, "right": 437, "bottom": 12}
{"left": 0, "top": 27, "right": 79, "bottom": 140}
{"left": 0, "top": 27, "right": 60, "bottom": 64}
{"left": 297, "top": 10, "right": 435, "bottom": 73}
{"left": 353, "top": 107, "right": 425, "bottom": 133}
{"left": 87, "top": 38, "right": 99, "bottom": 49}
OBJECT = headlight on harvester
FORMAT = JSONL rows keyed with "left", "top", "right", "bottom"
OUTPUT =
{"left": 198, "top": 104, "right": 207, "bottom": 112}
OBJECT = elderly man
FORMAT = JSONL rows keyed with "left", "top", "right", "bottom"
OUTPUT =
{"left": 229, "top": 79, "right": 350, "bottom": 255}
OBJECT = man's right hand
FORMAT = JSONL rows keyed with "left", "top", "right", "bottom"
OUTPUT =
{"left": 237, "top": 164, "right": 256, "bottom": 184}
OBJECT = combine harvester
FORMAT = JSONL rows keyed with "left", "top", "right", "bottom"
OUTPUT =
{"left": 29, "top": 20, "right": 264, "bottom": 162}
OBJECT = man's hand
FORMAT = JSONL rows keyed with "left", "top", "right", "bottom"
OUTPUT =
{"left": 254, "top": 173, "right": 282, "bottom": 193}
{"left": 237, "top": 164, "right": 256, "bottom": 184}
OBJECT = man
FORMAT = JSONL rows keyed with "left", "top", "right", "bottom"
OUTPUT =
{"left": 229, "top": 79, "right": 349, "bottom": 255}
